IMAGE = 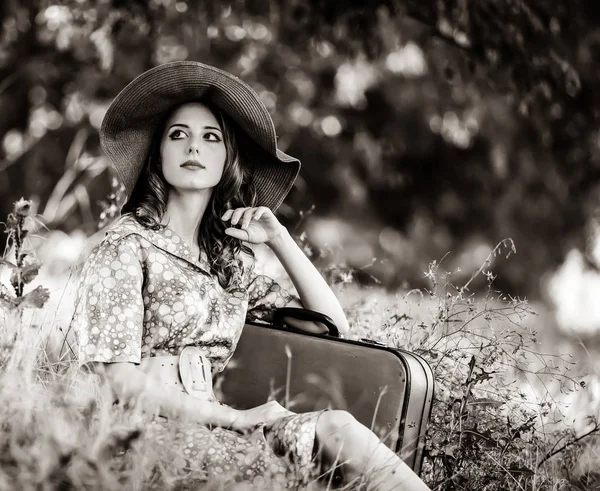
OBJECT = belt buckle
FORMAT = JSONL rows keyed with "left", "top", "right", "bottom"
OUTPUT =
{"left": 178, "top": 346, "right": 214, "bottom": 400}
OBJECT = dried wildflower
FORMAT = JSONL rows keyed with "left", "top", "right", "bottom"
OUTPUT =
{"left": 13, "top": 198, "right": 31, "bottom": 217}
{"left": 16, "top": 286, "right": 50, "bottom": 309}
{"left": 1, "top": 199, "right": 49, "bottom": 310}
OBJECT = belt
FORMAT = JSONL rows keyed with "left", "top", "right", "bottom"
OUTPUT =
{"left": 138, "top": 346, "right": 215, "bottom": 401}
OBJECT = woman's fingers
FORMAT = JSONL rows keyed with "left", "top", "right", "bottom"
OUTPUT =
{"left": 224, "top": 227, "right": 249, "bottom": 241}
{"left": 252, "top": 206, "right": 269, "bottom": 221}
{"left": 222, "top": 207, "right": 274, "bottom": 237}
{"left": 229, "top": 207, "right": 248, "bottom": 226}
{"left": 222, "top": 207, "right": 269, "bottom": 228}
{"left": 240, "top": 208, "right": 256, "bottom": 230}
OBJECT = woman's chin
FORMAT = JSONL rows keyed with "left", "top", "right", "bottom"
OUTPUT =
{"left": 167, "top": 181, "right": 219, "bottom": 194}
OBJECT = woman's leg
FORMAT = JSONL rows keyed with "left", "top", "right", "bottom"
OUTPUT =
{"left": 315, "top": 410, "right": 431, "bottom": 491}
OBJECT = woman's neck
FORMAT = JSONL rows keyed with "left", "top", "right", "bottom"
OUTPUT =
{"left": 162, "top": 189, "right": 213, "bottom": 248}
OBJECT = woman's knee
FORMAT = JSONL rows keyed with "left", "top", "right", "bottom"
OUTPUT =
{"left": 316, "top": 410, "right": 360, "bottom": 440}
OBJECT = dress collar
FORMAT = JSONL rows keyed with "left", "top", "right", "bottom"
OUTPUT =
{"left": 106, "top": 215, "right": 213, "bottom": 275}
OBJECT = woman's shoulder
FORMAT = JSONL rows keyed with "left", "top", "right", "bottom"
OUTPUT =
{"left": 101, "top": 214, "right": 154, "bottom": 245}
{"left": 86, "top": 214, "right": 150, "bottom": 258}
{"left": 104, "top": 213, "right": 144, "bottom": 236}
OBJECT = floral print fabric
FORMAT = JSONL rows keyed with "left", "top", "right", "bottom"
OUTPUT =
{"left": 144, "top": 412, "right": 325, "bottom": 488}
{"left": 72, "top": 214, "right": 326, "bottom": 487}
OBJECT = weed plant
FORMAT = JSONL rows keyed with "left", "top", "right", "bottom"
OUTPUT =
{"left": 0, "top": 200, "right": 597, "bottom": 490}
{"left": 335, "top": 243, "right": 598, "bottom": 491}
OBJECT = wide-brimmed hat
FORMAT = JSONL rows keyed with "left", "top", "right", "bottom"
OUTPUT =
{"left": 99, "top": 60, "right": 300, "bottom": 211}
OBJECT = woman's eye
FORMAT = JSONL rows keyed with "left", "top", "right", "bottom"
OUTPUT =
{"left": 204, "top": 132, "right": 222, "bottom": 142}
{"left": 170, "top": 129, "right": 186, "bottom": 139}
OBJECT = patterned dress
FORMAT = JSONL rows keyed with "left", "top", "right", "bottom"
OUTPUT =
{"left": 72, "top": 214, "right": 327, "bottom": 488}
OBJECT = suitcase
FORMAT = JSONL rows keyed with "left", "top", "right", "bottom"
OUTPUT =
{"left": 219, "top": 308, "right": 435, "bottom": 476}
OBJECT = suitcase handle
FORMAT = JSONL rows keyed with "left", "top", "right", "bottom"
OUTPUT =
{"left": 272, "top": 307, "right": 340, "bottom": 337}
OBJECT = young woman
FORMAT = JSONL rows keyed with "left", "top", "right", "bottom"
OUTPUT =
{"left": 73, "top": 61, "right": 430, "bottom": 490}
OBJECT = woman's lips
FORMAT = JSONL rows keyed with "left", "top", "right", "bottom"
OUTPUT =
{"left": 181, "top": 159, "right": 206, "bottom": 170}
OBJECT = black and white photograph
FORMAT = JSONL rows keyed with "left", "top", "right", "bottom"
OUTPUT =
{"left": 0, "top": 1, "right": 599, "bottom": 490}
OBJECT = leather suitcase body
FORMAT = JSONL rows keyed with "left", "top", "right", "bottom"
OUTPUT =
{"left": 219, "top": 319, "right": 435, "bottom": 475}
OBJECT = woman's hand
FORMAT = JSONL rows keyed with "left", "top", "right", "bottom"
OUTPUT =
{"left": 222, "top": 206, "right": 285, "bottom": 244}
{"left": 232, "top": 400, "right": 295, "bottom": 432}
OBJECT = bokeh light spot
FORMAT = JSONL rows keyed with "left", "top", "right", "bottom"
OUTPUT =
{"left": 207, "top": 26, "right": 219, "bottom": 38}
{"left": 175, "top": 2, "right": 188, "bottom": 13}
{"left": 3, "top": 130, "right": 24, "bottom": 159}
{"left": 385, "top": 41, "right": 427, "bottom": 77}
{"left": 259, "top": 91, "right": 277, "bottom": 110}
{"left": 321, "top": 116, "right": 342, "bottom": 137}
{"left": 225, "top": 25, "right": 246, "bottom": 42}
{"left": 289, "top": 103, "right": 313, "bottom": 127}
{"left": 335, "top": 59, "right": 377, "bottom": 108}
{"left": 89, "top": 104, "right": 107, "bottom": 130}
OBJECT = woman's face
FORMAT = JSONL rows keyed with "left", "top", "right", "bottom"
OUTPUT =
{"left": 160, "top": 102, "right": 227, "bottom": 193}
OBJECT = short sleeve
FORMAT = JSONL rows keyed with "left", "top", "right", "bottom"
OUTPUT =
{"left": 245, "top": 268, "right": 296, "bottom": 321}
{"left": 73, "top": 236, "right": 145, "bottom": 366}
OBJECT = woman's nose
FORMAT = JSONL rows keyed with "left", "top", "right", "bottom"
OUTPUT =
{"left": 188, "top": 144, "right": 200, "bottom": 155}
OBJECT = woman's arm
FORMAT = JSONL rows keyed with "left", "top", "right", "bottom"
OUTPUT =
{"left": 266, "top": 229, "right": 350, "bottom": 335}
{"left": 100, "top": 362, "right": 294, "bottom": 430}
{"left": 103, "top": 362, "right": 241, "bottom": 426}
{"left": 223, "top": 206, "right": 350, "bottom": 335}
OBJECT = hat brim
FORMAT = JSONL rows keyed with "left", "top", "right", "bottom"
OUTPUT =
{"left": 100, "top": 61, "right": 300, "bottom": 211}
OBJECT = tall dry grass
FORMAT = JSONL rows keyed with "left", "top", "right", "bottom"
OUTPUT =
{"left": 1, "top": 200, "right": 599, "bottom": 490}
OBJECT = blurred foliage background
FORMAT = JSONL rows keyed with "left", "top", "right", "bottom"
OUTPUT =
{"left": 1, "top": 0, "right": 600, "bottom": 300}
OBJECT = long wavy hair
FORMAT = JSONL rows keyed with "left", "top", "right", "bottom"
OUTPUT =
{"left": 121, "top": 101, "right": 256, "bottom": 291}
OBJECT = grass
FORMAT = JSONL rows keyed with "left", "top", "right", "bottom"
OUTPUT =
{"left": 1, "top": 202, "right": 600, "bottom": 490}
